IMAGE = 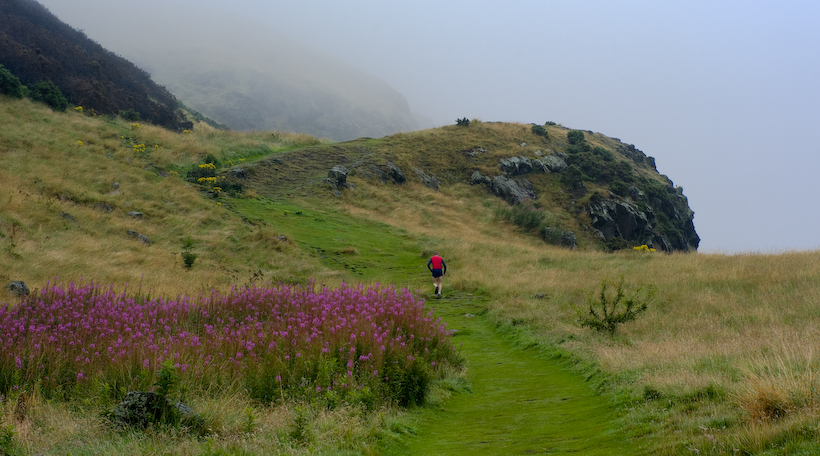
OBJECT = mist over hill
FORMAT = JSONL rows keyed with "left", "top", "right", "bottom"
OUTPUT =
{"left": 42, "top": 3, "right": 421, "bottom": 141}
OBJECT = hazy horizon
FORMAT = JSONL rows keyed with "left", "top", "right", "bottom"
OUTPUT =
{"left": 35, "top": 0, "right": 820, "bottom": 253}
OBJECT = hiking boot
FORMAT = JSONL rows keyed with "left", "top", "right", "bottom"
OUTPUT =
{"left": 434, "top": 286, "right": 439, "bottom": 294}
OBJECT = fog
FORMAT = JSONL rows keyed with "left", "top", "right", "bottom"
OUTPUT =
{"left": 37, "top": 0, "right": 820, "bottom": 252}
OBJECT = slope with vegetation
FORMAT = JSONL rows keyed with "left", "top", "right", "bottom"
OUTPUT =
{"left": 2, "top": 96, "right": 820, "bottom": 455}
{"left": 0, "top": 0, "right": 188, "bottom": 129}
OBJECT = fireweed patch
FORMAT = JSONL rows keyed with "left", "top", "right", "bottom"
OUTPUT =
{"left": 0, "top": 281, "right": 460, "bottom": 407}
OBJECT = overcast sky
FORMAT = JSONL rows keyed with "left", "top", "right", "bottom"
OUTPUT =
{"left": 38, "top": 0, "right": 820, "bottom": 253}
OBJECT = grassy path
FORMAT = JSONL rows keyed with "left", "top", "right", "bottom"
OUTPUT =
{"left": 231, "top": 199, "right": 642, "bottom": 454}
{"left": 390, "top": 293, "right": 641, "bottom": 455}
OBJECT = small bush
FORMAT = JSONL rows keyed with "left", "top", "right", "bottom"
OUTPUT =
{"left": 545, "top": 121, "right": 557, "bottom": 126}
{"left": 578, "top": 276, "right": 655, "bottom": 336}
{"left": 29, "top": 81, "right": 68, "bottom": 111}
{"left": 119, "top": 109, "right": 141, "bottom": 121}
{"left": 610, "top": 179, "right": 629, "bottom": 197}
{"left": 531, "top": 124, "right": 549, "bottom": 139}
{"left": 455, "top": 117, "right": 470, "bottom": 127}
{"left": 0, "top": 65, "right": 25, "bottom": 99}
{"left": 182, "top": 251, "right": 197, "bottom": 269}
{"left": 567, "top": 130, "right": 585, "bottom": 145}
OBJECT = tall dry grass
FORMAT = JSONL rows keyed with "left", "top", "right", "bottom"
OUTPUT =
{"left": 0, "top": 97, "right": 324, "bottom": 298}
{"left": 341, "top": 177, "right": 820, "bottom": 453}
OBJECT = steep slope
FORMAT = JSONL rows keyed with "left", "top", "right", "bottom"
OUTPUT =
{"left": 0, "top": 0, "right": 186, "bottom": 129}
{"left": 34, "top": 1, "right": 420, "bottom": 141}
{"left": 233, "top": 121, "right": 699, "bottom": 252}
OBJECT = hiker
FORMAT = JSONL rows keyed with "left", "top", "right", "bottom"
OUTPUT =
{"left": 427, "top": 251, "right": 447, "bottom": 297}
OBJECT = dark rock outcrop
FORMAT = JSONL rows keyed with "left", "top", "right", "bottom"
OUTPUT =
{"left": 387, "top": 162, "right": 406, "bottom": 185}
{"left": 327, "top": 165, "right": 349, "bottom": 188}
{"left": 414, "top": 168, "right": 441, "bottom": 190}
{"left": 6, "top": 281, "right": 29, "bottom": 297}
{"left": 110, "top": 391, "right": 202, "bottom": 429}
{"left": 587, "top": 197, "right": 699, "bottom": 252}
{"left": 499, "top": 156, "right": 533, "bottom": 176}
{"left": 541, "top": 227, "right": 577, "bottom": 250}
{"left": 490, "top": 176, "right": 536, "bottom": 204}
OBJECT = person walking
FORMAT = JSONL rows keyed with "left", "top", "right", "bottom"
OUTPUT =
{"left": 427, "top": 251, "right": 447, "bottom": 297}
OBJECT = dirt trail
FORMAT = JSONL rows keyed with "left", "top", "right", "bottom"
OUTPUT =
{"left": 389, "top": 293, "right": 642, "bottom": 455}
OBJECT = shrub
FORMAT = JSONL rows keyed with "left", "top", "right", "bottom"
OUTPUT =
{"left": 578, "top": 276, "right": 655, "bottom": 336}
{"left": 182, "top": 251, "right": 197, "bottom": 269}
{"left": 610, "top": 179, "right": 629, "bottom": 197}
{"left": 495, "top": 201, "right": 549, "bottom": 232}
{"left": 455, "top": 117, "right": 470, "bottom": 127}
{"left": 545, "top": 121, "right": 557, "bottom": 126}
{"left": 28, "top": 81, "right": 68, "bottom": 111}
{"left": 531, "top": 124, "right": 549, "bottom": 139}
{"left": 119, "top": 109, "right": 141, "bottom": 121}
{"left": 567, "top": 130, "right": 585, "bottom": 145}
{"left": 0, "top": 65, "right": 25, "bottom": 99}
{"left": 592, "top": 146, "right": 614, "bottom": 161}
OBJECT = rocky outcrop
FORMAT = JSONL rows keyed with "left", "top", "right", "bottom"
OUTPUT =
{"left": 541, "top": 227, "right": 577, "bottom": 249}
{"left": 490, "top": 176, "right": 536, "bottom": 204}
{"left": 499, "top": 155, "right": 567, "bottom": 176}
{"left": 327, "top": 165, "right": 349, "bottom": 188}
{"left": 387, "top": 162, "right": 406, "bottom": 184}
{"left": 414, "top": 168, "right": 441, "bottom": 190}
{"left": 587, "top": 197, "right": 699, "bottom": 252}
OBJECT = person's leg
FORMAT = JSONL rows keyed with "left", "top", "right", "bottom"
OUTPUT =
{"left": 436, "top": 276, "right": 443, "bottom": 295}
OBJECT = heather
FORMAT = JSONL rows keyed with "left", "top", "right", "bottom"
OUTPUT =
{"left": 0, "top": 281, "right": 459, "bottom": 408}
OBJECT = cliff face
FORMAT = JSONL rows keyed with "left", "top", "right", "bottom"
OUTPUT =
{"left": 0, "top": 0, "right": 186, "bottom": 129}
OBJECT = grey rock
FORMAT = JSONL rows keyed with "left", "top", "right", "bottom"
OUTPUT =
{"left": 538, "top": 155, "right": 568, "bottom": 173}
{"left": 126, "top": 211, "right": 143, "bottom": 218}
{"left": 466, "top": 147, "right": 488, "bottom": 157}
{"left": 499, "top": 156, "right": 533, "bottom": 176}
{"left": 555, "top": 151, "right": 568, "bottom": 159}
{"left": 587, "top": 200, "right": 654, "bottom": 246}
{"left": 387, "top": 162, "right": 406, "bottom": 184}
{"left": 541, "top": 227, "right": 577, "bottom": 249}
{"left": 277, "top": 235, "right": 288, "bottom": 242}
{"left": 534, "top": 150, "right": 542, "bottom": 156}
{"left": 112, "top": 182, "right": 120, "bottom": 190}
{"left": 59, "top": 211, "right": 76, "bottom": 222}
{"left": 137, "top": 234, "right": 151, "bottom": 245}
{"left": 414, "top": 168, "right": 441, "bottom": 191}
{"left": 327, "top": 165, "right": 349, "bottom": 188}
{"left": 490, "top": 176, "right": 536, "bottom": 204}
{"left": 231, "top": 168, "right": 248, "bottom": 179}
{"left": 629, "top": 186, "right": 645, "bottom": 201}
{"left": 520, "top": 142, "right": 527, "bottom": 147}
{"left": 127, "top": 230, "right": 139, "bottom": 238}
{"left": 94, "top": 202, "right": 113, "bottom": 213}
{"left": 6, "top": 281, "right": 29, "bottom": 297}
{"left": 110, "top": 391, "right": 202, "bottom": 429}
{"left": 470, "top": 171, "right": 491, "bottom": 186}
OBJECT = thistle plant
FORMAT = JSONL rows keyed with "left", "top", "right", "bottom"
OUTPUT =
{"left": 578, "top": 276, "right": 656, "bottom": 336}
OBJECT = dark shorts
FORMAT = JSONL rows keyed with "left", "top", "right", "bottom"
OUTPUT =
{"left": 431, "top": 268, "right": 443, "bottom": 278}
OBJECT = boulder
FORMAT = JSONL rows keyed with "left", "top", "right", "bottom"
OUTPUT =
{"left": 137, "top": 234, "right": 151, "bottom": 245}
{"left": 490, "top": 176, "right": 536, "bottom": 204}
{"left": 327, "top": 165, "right": 349, "bottom": 188}
{"left": 230, "top": 168, "right": 248, "bottom": 179}
{"left": 387, "top": 162, "right": 406, "bottom": 185}
{"left": 414, "top": 168, "right": 441, "bottom": 191}
{"left": 538, "top": 155, "right": 568, "bottom": 173}
{"left": 112, "top": 182, "right": 120, "bottom": 190}
{"left": 6, "top": 281, "right": 29, "bottom": 297}
{"left": 110, "top": 391, "right": 202, "bottom": 429}
{"left": 587, "top": 200, "right": 655, "bottom": 247}
{"left": 499, "top": 156, "right": 533, "bottom": 176}
{"left": 126, "top": 211, "right": 143, "bottom": 218}
{"left": 470, "top": 171, "right": 491, "bottom": 186}
{"left": 541, "top": 227, "right": 577, "bottom": 250}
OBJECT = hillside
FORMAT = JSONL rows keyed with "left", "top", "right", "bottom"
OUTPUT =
{"left": 232, "top": 121, "right": 698, "bottom": 252}
{"left": 0, "top": 0, "right": 187, "bottom": 129}
{"left": 34, "top": 2, "right": 422, "bottom": 141}
{"left": 6, "top": 97, "right": 820, "bottom": 455}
